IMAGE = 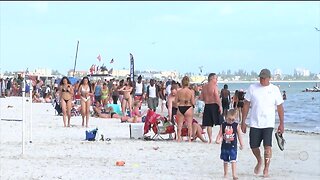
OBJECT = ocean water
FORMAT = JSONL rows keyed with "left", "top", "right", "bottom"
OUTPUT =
{"left": 217, "top": 81, "right": 320, "bottom": 133}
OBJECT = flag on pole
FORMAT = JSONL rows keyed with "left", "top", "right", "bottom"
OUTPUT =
{"left": 110, "top": 58, "right": 114, "bottom": 64}
{"left": 97, "top": 54, "right": 101, "bottom": 62}
{"left": 130, "top": 53, "right": 134, "bottom": 82}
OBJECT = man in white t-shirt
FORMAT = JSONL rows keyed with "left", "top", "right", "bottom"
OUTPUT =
{"left": 146, "top": 79, "right": 159, "bottom": 112}
{"left": 241, "top": 68, "right": 284, "bottom": 178}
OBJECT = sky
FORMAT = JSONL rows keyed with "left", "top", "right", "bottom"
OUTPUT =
{"left": 1, "top": 1, "right": 320, "bottom": 75}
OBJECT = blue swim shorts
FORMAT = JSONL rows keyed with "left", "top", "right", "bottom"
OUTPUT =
{"left": 220, "top": 147, "right": 237, "bottom": 163}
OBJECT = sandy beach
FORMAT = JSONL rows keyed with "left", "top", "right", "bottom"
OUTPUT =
{"left": 0, "top": 97, "right": 319, "bottom": 180}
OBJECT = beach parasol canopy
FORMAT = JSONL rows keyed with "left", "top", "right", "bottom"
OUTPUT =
{"left": 56, "top": 77, "right": 80, "bottom": 85}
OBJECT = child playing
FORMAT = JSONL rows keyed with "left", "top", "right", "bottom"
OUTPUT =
{"left": 215, "top": 109, "right": 244, "bottom": 180}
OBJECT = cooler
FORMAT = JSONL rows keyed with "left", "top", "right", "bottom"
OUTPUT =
{"left": 129, "top": 123, "right": 144, "bottom": 139}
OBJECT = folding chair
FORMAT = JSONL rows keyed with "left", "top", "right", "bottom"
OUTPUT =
{"left": 152, "top": 119, "right": 175, "bottom": 140}
{"left": 143, "top": 109, "right": 175, "bottom": 140}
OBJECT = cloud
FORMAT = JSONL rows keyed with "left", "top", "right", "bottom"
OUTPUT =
{"left": 27, "top": 2, "right": 49, "bottom": 14}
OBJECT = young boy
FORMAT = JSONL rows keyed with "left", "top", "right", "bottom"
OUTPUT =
{"left": 215, "top": 109, "right": 244, "bottom": 180}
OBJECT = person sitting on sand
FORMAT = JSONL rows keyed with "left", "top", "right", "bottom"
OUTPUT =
{"left": 44, "top": 93, "right": 52, "bottom": 103}
{"left": 216, "top": 109, "right": 244, "bottom": 180}
{"left": 181, "top": 118, "right": 207, "bottom": 143}
{"left": 121, "top": 100, "right": 146, "bottom": 123}
{"left": 93, "top": 101, "right": 120, "bottom": 119}
{"left": 32, "top": 91, "right": 43, "bottom": 103}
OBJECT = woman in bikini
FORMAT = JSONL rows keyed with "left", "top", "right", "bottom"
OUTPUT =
{"left": 101, "top": 82, "right": 109, "bottom": 107}
{"left": 93, "top": 101, "right": 120, "bottom": 119}
{"left": 59, "top": 77, "right": 74, "bottom": 127}
{"left": 78, "top": 77, "right": 92, "bottom": 127}
{"left": 119, "top": 80, "right": 133, "bottom": 117}
{"left": 175, "top": 76, "right": 195, "bottom": 142}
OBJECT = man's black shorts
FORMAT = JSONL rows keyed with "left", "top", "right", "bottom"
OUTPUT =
{"left": 249, "top": 127, "right": 273, "bottom": 148}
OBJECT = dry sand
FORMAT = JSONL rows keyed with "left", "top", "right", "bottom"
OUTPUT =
{"left": 0, "top": 97, "right": 319, "bottom": 180}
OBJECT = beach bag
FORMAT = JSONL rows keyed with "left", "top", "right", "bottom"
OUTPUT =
{"left": 85, "top": 128, "right": 98, "bottom": 141}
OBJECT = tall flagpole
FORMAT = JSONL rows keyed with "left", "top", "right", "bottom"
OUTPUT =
{"left": 73, "top": 41, "right": 79, "bottom": 77}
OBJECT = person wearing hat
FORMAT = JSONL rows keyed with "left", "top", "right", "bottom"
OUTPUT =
{"left": 241, "top": 68, "right": 284, "bottom": 178}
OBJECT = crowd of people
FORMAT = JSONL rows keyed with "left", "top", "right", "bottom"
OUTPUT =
{"left": 1, "top": 68, "right": 285, "bottom": 178}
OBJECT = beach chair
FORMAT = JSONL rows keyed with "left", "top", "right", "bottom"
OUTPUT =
{"left": 143, "top": 109, "right": 160, "bottom": 136}
{"left": 143, "top": 109, "right": 175, "bottom": 140}
{"left": 151, "top": 117, "right": 175, "bottom": 140}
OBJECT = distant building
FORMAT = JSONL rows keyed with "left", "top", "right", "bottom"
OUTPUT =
{"left": 113, "top": 69, "right": 130, "bottom": 78}
{"left": 274, "top": 69, "right": 282, "bottom": 80}
{"left": 234, "top": 76, "right": 241, "bottom": 81}
{"left": 33, "top": 68, "right": 52, "bottom": 76}
{"left": 294, "top": 68, "right": 310, "bottom": 77}
{"left": 190, "top": 75, "right": 206, "bottom": 84}
{"left": 67, "top": 70, "right": 88, "bottom": 77}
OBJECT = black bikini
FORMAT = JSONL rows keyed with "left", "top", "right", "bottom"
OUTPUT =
{"left": 177, "top": 99, "right": 193, "bottom": 115}
{"left": 61, "top": 87, "right": 71, "bottom": 103}
{"left": 178, "top": 106, "right": 192, "bottom": 115}
{"left": 62, "top": 89, "right": 69, "bottom": 92}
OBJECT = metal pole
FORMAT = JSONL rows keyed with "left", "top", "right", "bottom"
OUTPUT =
{"left": 22, "top": 80, "right": 26, "bottom": 155}
{"left": 73, "top": 40, "right": 80, "bottom": 77}
{"left": 29, "top": 81, "right": 33, "bottom": 143}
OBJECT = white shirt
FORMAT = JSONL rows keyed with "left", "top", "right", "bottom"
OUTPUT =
{"left": 135, "top": 82, "right": 143, "bottom": 95}
{"left": 166, "top": 84, "right": 171, "bottom": 95}
{"left": 148, "top": 85, "right": 157, "bottom": 98}
{"left": 45, "top": 86, "right": 51, "bottom": 93}
{"left": 245, "top": 83, "right": 284, "bottom": 128}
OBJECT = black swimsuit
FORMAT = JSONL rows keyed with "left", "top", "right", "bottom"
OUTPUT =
{"left": 178, "top": 106, "right": 192, "bottom": 115}
{"left": 61, "top": 88, "right": 71, "bottom": 103}
{"left": 177, "top": 99, "right": 193, "bottom": 115}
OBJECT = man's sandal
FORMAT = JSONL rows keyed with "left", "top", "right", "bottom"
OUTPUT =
{"left": 275, "top": 132, "right": 285, "bottom": 151}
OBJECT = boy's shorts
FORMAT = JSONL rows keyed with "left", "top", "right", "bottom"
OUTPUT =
{"left": 220, "top": 147, "right": 237, "bottom": 162}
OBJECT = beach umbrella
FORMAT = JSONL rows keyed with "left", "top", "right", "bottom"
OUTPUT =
{"left": 67, "top": 77, "right": 79, "bottom": 85}
{"left": 56, "top": 77, "right": 79, "bottom": 85}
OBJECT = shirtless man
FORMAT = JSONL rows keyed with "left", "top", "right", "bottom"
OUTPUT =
{"left": 199, "top": 73, "right": 222, "bottom": 143}
{"left": 220, "top": 84, "right": 231, "bottom": 119}
{"left": 166, "top": 83, "right": 178, "bottom": 125}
